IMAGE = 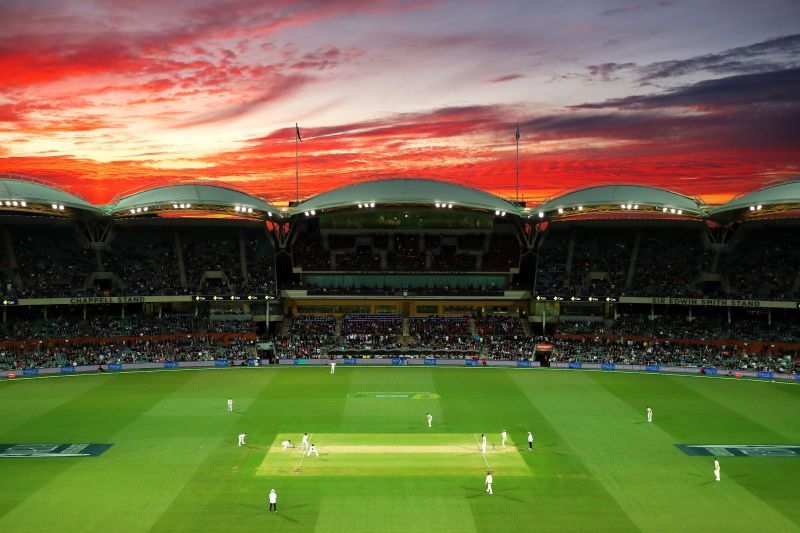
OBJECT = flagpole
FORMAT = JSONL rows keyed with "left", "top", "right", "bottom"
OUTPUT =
{"left": 515, "top": 123, "right": 519, "bottom": 203}
{"left": 295, "top": 123, "right": 299, "bottom": 205}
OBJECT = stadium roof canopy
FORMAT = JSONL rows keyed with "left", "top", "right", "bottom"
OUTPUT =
{"left": 110, "top": 184, "right": 282, "bottom": 219}
{"left": 709, "top": 180, "right": 800, "bottom": 222}
{"left": 0, "top": 174, "right": 100, "bottom": 216}
{"left": 533, "top": 184, "right": 704, "bottom": 221}
{"left": 293, "top": 178, "right": 519, "bottom": 216}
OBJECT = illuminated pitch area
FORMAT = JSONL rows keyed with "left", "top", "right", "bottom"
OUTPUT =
{"left": 260, "top": 433, "right": 529, "bottom": 477}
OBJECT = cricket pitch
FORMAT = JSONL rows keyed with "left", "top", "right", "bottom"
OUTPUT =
{"left": 257, "top": 433, "right": 531, "bottom": 477}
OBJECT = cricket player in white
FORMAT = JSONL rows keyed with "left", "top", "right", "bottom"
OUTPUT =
{"left": 480, "top": 433, "right": 487, "bottom": 453}
{"left": 646, "top": 406, "right": 653, "bottom": 423}
{"left": 501, "top": 430, "right": 508, "bottom": 448}
{"left": 301, "top": 433, "right": 309, "bottom": 451}
{"left": 485, "top": 472, "right": 493, "bottom": 495}
{"left": 427, "top": 413, "right": 433, "bottom": 428}
{"left": 714, "top": 460, "right": 720, "bottom": 481}
{"left": 330, "top": 360, "right": 336, "bottom": 374}
{"left": 238, "top": 433, "right": 247, "bottom": 446}
{"left": 227, "top": 397, "right": 233, "bottom": 412}
{"left": 281, "top": 440, "right": 293, "bottom": 449}
{"left": 527, "top": 431, "right": 533, "bottom": 451}
{"left": 268, "top": 489, "right": 277, "bottom": 513}
{"left": 307, "top": 443, "right": 320, "bottom": 458}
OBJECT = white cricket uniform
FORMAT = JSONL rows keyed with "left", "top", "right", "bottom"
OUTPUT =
{"left": 268, "top": 490, "right": 277, "bottom": 512}
{"left": 527, "top": 432, "right": 533, "bottom": 450}
{"left": 501, "top": 431, "right": 507, "bottom": 448}
{"left": 481, "top": 435, "right": 487, "bottom": 453}
{"left": 330, "top": 361, "right": 336, "bottom": 374}
{"left": 281, "top": 440, "right": 292, "bottom": 449}
{"left": 301, "top": 434, "right": 309, "bottom": 450}
{"left": 238, "top": 433, "right": 246, "bottom": 446}
{"left": 307, "top": 444, "right": 319, "bottom": 458}
{"left": 647, "top": 408, "right": 653, "bottom": 423}
{"left": 485, "top": 473, "right": 493, "bottom": 494}
{"left": 714, "top": 460, "right": 720, "bottom": 481}
{"left": 427, "top": 414, "right": 433, "bottom": 428}
{"left": 227, "top": 399, "right": 233, "bottom": 412}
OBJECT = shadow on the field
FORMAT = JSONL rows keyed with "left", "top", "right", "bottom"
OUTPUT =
{"left": 529, "top": 445, "right": 568, "bottom": 456}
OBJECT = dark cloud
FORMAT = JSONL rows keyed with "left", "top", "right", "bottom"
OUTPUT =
{"left": 639, "top": 33, "right": 800, "bottom": 81}
{"left": 574, "top": 67, "right": 800, "bottom": 110}
{"left": 486, "top": 73, "right": 524, "bottom": 84}
{"left": 586, "top": 62, "right": 636, "bottom": 81}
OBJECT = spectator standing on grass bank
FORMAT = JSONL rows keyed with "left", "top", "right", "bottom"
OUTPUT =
{"left": 485, "top": 472, "right": 493, "bottom": 495}
{"left": 268, "top": 489, "right": 277, "bottom": 512}
{"left": 427, "top": 413, "right": 433, "bottom": 428}
{"left": 647, "top": 406, "right": 653, "bottom": 423}
{"left": 528, "top": 431, "right": 533, "bottom": 451}
{"left": 238, "top": 433, "right": 247, "bottom": 446}
{"left": 227, "top": 397, "right": 233, "bottom": 412}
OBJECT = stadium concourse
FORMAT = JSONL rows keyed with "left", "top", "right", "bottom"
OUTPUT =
{"left": 0, "top": 174, "right": 799, "bottom": 376}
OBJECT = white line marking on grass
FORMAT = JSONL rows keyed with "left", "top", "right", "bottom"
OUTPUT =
{"left": 473, "top": 434, "right": 490, "bottom": 469}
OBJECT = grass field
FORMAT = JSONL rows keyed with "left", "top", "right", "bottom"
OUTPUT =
{"left": 1, "top": 366, "right": 799, "bottom": 532}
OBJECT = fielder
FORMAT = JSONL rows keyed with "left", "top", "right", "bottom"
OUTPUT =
{"left": 268, "top": 489, "right": 277, "bottom": 513}
{"left": 238, "top": 432, "right": 247, "bottom": 446}
{"left": 281, "top": 439, "right": 294, "bottom": 449}
{"left": 714, "top": 459, "right": 720, "bottom": 481}
{"left": 301, "top": 433, "right": 310, "bottom": 451}
{"left": 501, "top": 430, "right": 508, "bottom": 448}
{"left": 427, "top": 413, "right": 433, "bottom": 428}
{"left": 330, "top": 360, "right": 336, "bottom": 374}
{"left": 646, "top": 406, "right": 653, "bottom": 423}
{"left": 227, "top": 397, "right": 233, "bottom": 412}
{"left": 527, "top": 431, "right": 534, "bottom": 451}
{"left": 485, "top": 472, "right": 493, "bottom": 495}
{"left": 307, "top": 443, "right": 320, "bottom": 458}
{"left": 480, "top": 433, "right": 487, "bottom": 453}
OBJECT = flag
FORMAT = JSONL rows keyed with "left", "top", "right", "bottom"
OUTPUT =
{"left": 296, "top": 123, "right": 303, "bottom": 142}
{"left": 515, "top": 123, "right": 520, "bottom": 141}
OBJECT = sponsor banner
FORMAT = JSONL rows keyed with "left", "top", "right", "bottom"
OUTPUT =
{"left": 343, "top": 358, "right": 358, "bottom": 365}
{"left": 516, "top": 360, "right": 532, "bottom": 367}
{"left": 293, "top": 358, "right": 308, "bottom": 365}
{"left": 601, "top": 363, "right": 615, "bottom": 370}
{"left": 568, "top": 362, "right": 582, "bottom": 369}
{"left": 701, "top": 367, "right": 719, "bottom": 375}
{"left": 424, "top": 358, "right": 437, "bottom": 366}
{"left": 214, "top": 360, "right": 229, "bottom": 367}
{"left": 756, "top": 371, "right": 774, "bottom": 379}
{"left": 676, "top": 444, "right": 800, "bottom": 457}
{"left": 535, "top": 343, "right": 553, "bottom": 351}
{"left": 247, "top": 359, "right": 262, "bottom": 366}
{"left": 0, "top": 443, "right": 112, "bottom": 458}
{"left": 23, "top": 368, "right": 38, "bottom": 376}
{"left": 645, "top": 365, "right": 660, "bottom": 372}
{"left": 465, "top": 360, "right": 478, "bottom": 366}
{"left": 60, "top": 366, "right": 75, "bottom": 374}
{"left": 163, "top": 361, "right": 179, "bottom": 369}
{"left": 391, "top": 358, "right": 405, "bottom": 365}
{"left": 108, "top": 363, "right": 123, "bottom": 371}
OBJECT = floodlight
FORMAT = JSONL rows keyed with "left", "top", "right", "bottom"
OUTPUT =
{"left": 677, "top": 210, "right": 682, "bottom": 215}
{"left": 310, "top": 210, "right": 316, "bottom": 215}
{"left": 173, "top": 203, "right": 178, "bottom": 209}
{"left": 538, "top": 212, "right": 544, "bottom": 218}
{"left": 495, "top": 210, "right": 500, "bottom": 215}
{"left": 370, "top": 202, "right": 375, "bottom": 208}
{"left": 247, "top": 207, "right": 252, "bottom": 213}
{"left": 130, "top": 209, "right": 136, "bottom": 214}
{"left": 186, "top": 203, "right": 191, "bottom": 208}
{"left": 578, "top": 205, "right": 583, "bottom": 211}
{"left": 358, "top": 203, "right": 363, "bottom": 208}
{"left": 52, "top": 203, "right": 58, "bottom": 209}
{"left": 58, "top": 205, "right": 64, "bottom": 210}
{"left": 756, "top": 204, "right": 762, "bottom": 210}
{"left": 435, "top": 202, "right": 440, "bottom": 208}
{"left": 143, "top": 206, "right": 148, "bottom": 212}
{"left": 447, "top": 203, "right": 453, "bottom": 208}
{"left": 20, "top": 201, "right": 26, "bottom": 207}
{"left": 557, "top": 208, "right": 563, "bottom": 214}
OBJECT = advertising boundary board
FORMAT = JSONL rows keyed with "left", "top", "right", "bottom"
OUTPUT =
{"left": 3, "top": 359, "right": 798, "bottom": 383}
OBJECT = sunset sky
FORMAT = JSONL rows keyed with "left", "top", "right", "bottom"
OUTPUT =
{"left": 1, "top": 0, "right": 798, "bottom": 206}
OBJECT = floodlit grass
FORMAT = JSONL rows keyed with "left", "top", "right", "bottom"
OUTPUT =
{"left": 1, "top": 366, "right": 799, "bottom": 532}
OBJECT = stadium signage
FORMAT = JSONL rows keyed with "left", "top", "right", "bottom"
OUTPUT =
{"left": 676, "top": 444, "right": 800, "bottom": 457}
{"left": 0, "top": 443, "right": 112, "bottom": 458}
{"left": 619, "top": 296, "right": 797, "bottom": 308}
{"left": 68, "top": 296, "right": 146, "bottom": 304}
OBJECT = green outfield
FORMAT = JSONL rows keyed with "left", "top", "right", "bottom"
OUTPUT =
{"left": 1, "top": 367, "right": 799, "bottom": 532}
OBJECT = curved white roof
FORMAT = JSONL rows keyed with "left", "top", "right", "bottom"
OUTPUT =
{"left": 536, "top": 184, "right": 703, "bottom": 216}
{"left": 111, "top": 184, "right": 281, "bottom": 217}
{"left": 0, "top": 175, "right": 99, "bottom": 214}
